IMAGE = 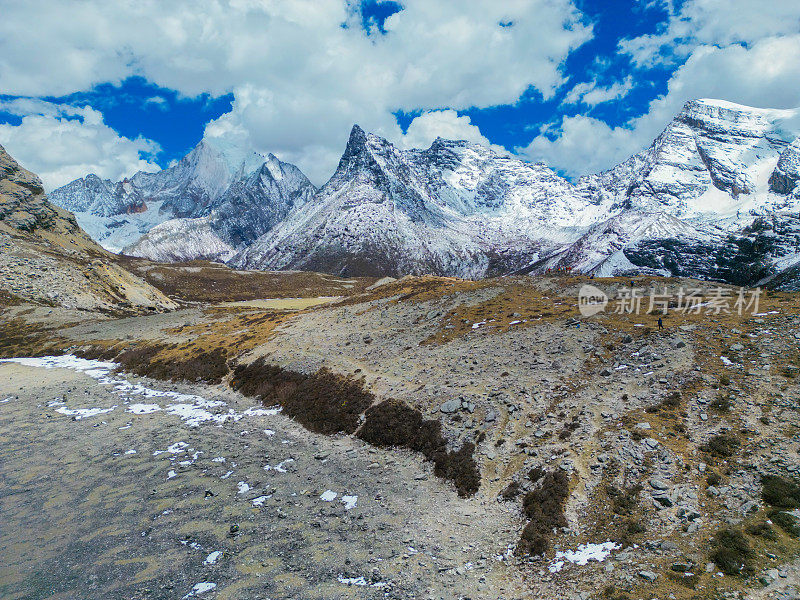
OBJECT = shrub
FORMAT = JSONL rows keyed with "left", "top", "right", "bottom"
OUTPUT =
{"left": 116, "top": 344, "right": 229, "bottom": 384}
{"left": 710, "top": 393, "right": 732, "bottom": 413}
{"left": 710, "top": 528, "right": 753, "bottom": 576}
{"left": 74, "top": 345, "right": 122, "bottom": 361}
{"left": 700, "top": 434, "right": 739, "bottom": 458}
{"left": 516, "top": 521, "right": 549, "bottom": 557}
{"left": 231, "top": 361, "right": 481, "bottom": 496}
{"left": 515, "top": 470, "right": 570, "bottom": 556}
{"left": 232, "top": 358, "right": 372, "bottom": 434}
{"left": 706, "top": 471, "right": 721, "bottom": 486}
{"left": 608, "top": 484, "right": 643, "bottom": 516}
{"left": 500, "top": 480, "right": 522, "bottom": 501}
{"left": 761, "top": 474, "right": 800, "bottom": 509}
{"left": 115, "top": 344, "right": 164, "bottom": 372}
{"left": 528, "top": 466, "right": 545, "bottom": 483}
{"left": 746, "top": 521, "right": 777, "bottom": 541}
{"left": 559, "top": 417, "right": 579, "bottom": 440}
{"left": 769, "top": 510, "right": 800, "bottom": 537}
{"left": 359, "top": 399, "right": 480, "bottom": 497}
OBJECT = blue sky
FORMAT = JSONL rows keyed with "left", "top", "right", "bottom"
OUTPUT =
{"left": 0, "top": 0, "right": 798, "bottom": 189}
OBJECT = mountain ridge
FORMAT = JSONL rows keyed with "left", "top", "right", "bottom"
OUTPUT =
{"left": 49, "top": 98, "right": 800, "bottom": 288}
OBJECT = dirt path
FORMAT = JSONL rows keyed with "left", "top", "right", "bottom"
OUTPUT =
{"left": 0, "top": 360, "right": 524, "bottom": 600}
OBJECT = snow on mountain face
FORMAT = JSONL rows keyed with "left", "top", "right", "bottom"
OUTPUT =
{"left": 533, "top": 99, "right": 800, "bottom": 284}
{"left": 577, "top": 99, "right": 799, "bottom": 220}
{"left": 49, "top": 98, "right": 800, "bottom": 287}
{"left": 232, "top": 125, "right": 596, "bottom": 277}
{"left": 49, "top": 140, "right": 316, "bottom": 257}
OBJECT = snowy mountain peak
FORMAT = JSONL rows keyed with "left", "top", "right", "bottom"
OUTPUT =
{"left": 677, "top": 98, "right": 798, "bottom": 140}
{"left": 48, "top": 99, "right": 800, "bottom": 288}
{"left": 50, "top": 136, "right": 317, "bottom": 258}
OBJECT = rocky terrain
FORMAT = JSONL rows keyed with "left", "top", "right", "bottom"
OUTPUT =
{"left": 1, "top": 267, "right": 799, "bottom": 600}
{"left": 0, "top": 143, "right": 175, "bottom": 313}
{"left": 50, "top": 99, "right": 800, "bottom": 288}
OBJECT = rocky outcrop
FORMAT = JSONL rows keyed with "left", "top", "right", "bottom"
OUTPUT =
{"left": 0, "top": 144, "right": 176, "bottom": 313}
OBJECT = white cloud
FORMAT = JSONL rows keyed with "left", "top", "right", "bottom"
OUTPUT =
{"left": 523, "top": 34, "right": 800, "bottom": 177}
{"left": 620, "top": 0, "right": 800, "bottom": 67}
{"left": 563, "top": 76, "right": 634, "bottom": 107}
{"left": 0, "top": 0, "right": 592, "bottom": 185}
{"left": 0, "top": 100, "right": 161, "bottom": 190}
{"left": 398, "top": 110, "right": 506, "bottom": 153}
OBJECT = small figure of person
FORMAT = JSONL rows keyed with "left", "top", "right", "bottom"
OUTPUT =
{"left": 657, "top": 317, "right": 664, "bottom": 330}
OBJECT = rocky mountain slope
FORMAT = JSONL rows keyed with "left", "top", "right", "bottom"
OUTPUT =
{"left": 232, "top": 125, "right": 603, "bottom": 277}
{"left": 52, "top": 99, "right": 800, "bottom": 287}
{"left": 236, "top": 99, "right": 800, "bottom": 285}
{"left": 0, "top": 143, "right": 176, "bottom": 312}
{"left": 50, "top": 139, "right": 316, "bottom": 261}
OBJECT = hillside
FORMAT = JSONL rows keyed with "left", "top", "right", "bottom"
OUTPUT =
{"left": 0, "top": 143, "right": 176, "bottom": 313}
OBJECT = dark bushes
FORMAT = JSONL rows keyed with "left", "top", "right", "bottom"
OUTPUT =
{"left": 769, "top": 511, "right": 800, "bottom": 537}
{"left": 710, "top": 393, "right": 732, "bottom": 413}
{"left": 760, "top": 474, "right": 800, "bottom": 537}
{"left": 710, "top": 528, "right": 753, "bottom": 576}
{"left": 746, "top": 520, "right": 777, "bottom": 541}
{"left": 761, "top": 474, "right": 800, "bottom": 509}
{"left": 116, "top": 345, "right": 229, "bottom": 384}
{"left": 231, "top": 360, "right": 481, "bottom": 496}
{"left": 74, "top": 345, "right": 122, "bottom": 361}
{"left": 231, "top": 358, "right": 372, "bottom": 434}
{"left": 647, "top": 391, "right": 682, "bottom": 413}
{"left": 700, "top": 433, "right": 739, "bottom": 458}
{"left": 358, "top": 399, "right": 480, "bottom": 497}
{"left": 515, "top": 469, "right": 570, "bottom": 556}
{"left": 500, "top": 480, "right": 522, "bottom": 501}
{"left": 607, "top": 484, "right": 643, "bottom": 516}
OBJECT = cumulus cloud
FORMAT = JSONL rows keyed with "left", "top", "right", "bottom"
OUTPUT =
{"left": 0, "top": 0, "right": 592, "bottom": 184}
{"left": 523, "top": 34, "right": 800, "bottom": 177}
{"left": 0, "top": 99, "right": 160, "bottom": 190}
{"left": 619, "top": 0, "right": 800, "bottom": 67}
{"left": 563, "top": 76, "right": 634, "bottom": 107}
{"left": 398, "top": 110, "right": 508, "bottom": 154}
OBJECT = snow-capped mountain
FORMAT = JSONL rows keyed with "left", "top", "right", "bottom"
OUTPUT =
{"left": 231, "top": 124, "right": 602, "bottom": 277}
{"left": 525, "top": 99, "right": 800, "bottom": 283}
{"left": 51, "top": 98, "right": 800, "bottom": 288}
{"left": 49, "top": 138, "right": 316, "bottom": 259}
{"left": 576, "top": 99, "right": 799, "bottom": 219}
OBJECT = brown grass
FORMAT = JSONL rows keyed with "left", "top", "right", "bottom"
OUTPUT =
{"left": 0, "top": 318, "right": 68, "bottom": 358}
{"left": 117, "top": 257, "right": 375, "bottom": 303}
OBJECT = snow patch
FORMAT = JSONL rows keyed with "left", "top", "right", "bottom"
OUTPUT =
{"left": 182, "top": 582, "right": 216, "bottom": 598}
{"left": 548, "top": 542, "right": 619, "bottom": 572}
{"left": 55, "top": 406, "right": 116, "bottom": 419}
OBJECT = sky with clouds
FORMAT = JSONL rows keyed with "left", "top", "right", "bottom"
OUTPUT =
{"left": 0, "top": 0, "right": 798, "bottom": 191}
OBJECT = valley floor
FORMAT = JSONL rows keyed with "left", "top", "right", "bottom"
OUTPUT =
{"left": 2, "top": 269, "right": 800, "bottom": 600}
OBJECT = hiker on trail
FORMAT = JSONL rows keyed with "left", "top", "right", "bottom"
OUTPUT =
{"left": 658, "top": 317, "right": 664, "bottom": 330}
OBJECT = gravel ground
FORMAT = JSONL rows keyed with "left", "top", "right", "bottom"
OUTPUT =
{"left": 0, "top": 361, "right": 525, "bottom": 600}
